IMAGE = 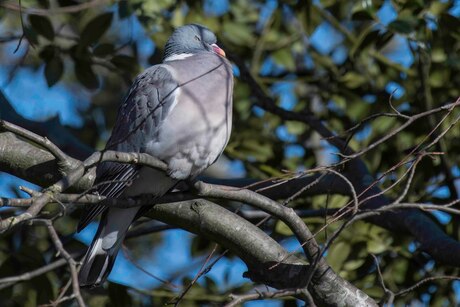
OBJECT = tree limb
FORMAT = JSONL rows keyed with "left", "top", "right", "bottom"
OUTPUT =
{"left": 145, "top": 199, "right": 376, "bottom": 306}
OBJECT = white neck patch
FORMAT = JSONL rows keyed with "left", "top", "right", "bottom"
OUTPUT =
{"left": 164, "top": 53, "right": 194, "bottom": 62}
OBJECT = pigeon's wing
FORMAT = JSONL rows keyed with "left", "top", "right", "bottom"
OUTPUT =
{"left": 78, "top": 65, "right": 180, "bottom": 231}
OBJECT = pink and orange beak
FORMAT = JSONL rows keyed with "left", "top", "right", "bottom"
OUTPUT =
{"left": 211, "top": 43, "right": 226, "bottom": 57}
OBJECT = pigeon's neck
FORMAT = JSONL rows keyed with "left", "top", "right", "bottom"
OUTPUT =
{"left": 163, "top": 53, "right": 194, "bottom": 62}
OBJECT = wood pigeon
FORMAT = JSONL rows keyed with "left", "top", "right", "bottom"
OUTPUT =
{"left": 78, "top": 24, "right": 233, "bottom": 287}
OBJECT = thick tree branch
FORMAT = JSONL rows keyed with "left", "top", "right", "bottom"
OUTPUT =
{"left": 145, "top": 199, "right": 376, "bottom": 306}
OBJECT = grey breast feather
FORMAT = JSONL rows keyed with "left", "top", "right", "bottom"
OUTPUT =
{"left": 148, "top": 53, "right": 234, "bottom": 179}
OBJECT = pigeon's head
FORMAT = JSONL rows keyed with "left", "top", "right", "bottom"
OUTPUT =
{"left": 163, "top": 24, "right": 226, "bottom": 61}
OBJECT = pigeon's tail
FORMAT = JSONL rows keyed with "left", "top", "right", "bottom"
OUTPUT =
{"left": 78, "top": 207, "right": 140, "bottom": 288}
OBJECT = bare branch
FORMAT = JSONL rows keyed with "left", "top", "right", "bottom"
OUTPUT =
{"left": 145, "top": 199, "right": 376, "bottom": 306}
{"left": 337, "top": 98, "right": 460, "bottom": 160}
{"left": 169, "top": 244, "right": 220, "bottom": 306}
{"left": 36, "top": 220, "right": 85, "bottom": 307}
{"left": 371, "top": 254, "right": 395, "bottom": 306}
{"left": 0, "top": 252, "right": 82, "bottom": 290}
{"left": 395, "top": 276, "right": 460, "bottom": 297}
{"left": 1, "top": 120, "right": 72, "bottom": 168}
{"left": 121, "top": 245, "right": 177, "bottom": 289}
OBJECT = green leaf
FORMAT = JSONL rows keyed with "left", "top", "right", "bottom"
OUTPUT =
{"left": 23, "top": 26, "right": 39, "bottom": 45}
{"left": 171, "top": 6, "right": 185, "bottom": 28}
{"left": 312, "top": 195, "right": 349, "bottom": 208}
{"left": 204, "top": 276, "right": 219, "bottom": 293}
{"left": 340, "top": 72, "right": 367, "bottom": 89}
{"left": 37, "top": 0, "right": 50, "bottom": 8}
{"left": 327, "top": 241, "right": 351, "bottom": 271}
{"left": 320, "top": 0, "right": 336, "bottom": 7}
{"left": 429, "top": 70, "right": 446, "bottom": 88}
{"left": 367, "top": 239, "right": 388, "bottom": 254}
{"left": 275, "top": 221, "right": 293, "bottom": 236}
{"left": 388, "top": 17, "right": 418, "bottom": 34}
{"left": 272, "top": 48, "right": 295, "bottom": 71}
{"left": 429, "top": 1, "right": 449, "bottom": 16}
{"left": 351, "top": 1, "right": 376, "bottom": 21}
{"left": 375, "top": 31, "right": 394, "bottom": 50}
{"left": 390, "top": 259, "right": 408, "bottom": 283}
{"left": 191, "top": 236, "right": 212, "bottom": 257}
{"left": 80, "top": 13, "right": 113, "bottom": 47}
{"left": 351, "top": 29, "right": 380, "bottom": 57}
{"left": 311, "top": 52, "right": 337, "bottom": 72}
{"left": 343, "top": 259, "right": 365, "bottom": 271}
{"left": 372, "top": 117, "right": 397, "bottom": 134}
{"left": 366, "top": 225, "right": 392, "bottom": 253}
{"left": 365, "top": 286, "right": 384, "bottom": 299}
{"left": 239, "top": 140, "right": 274, "bottom": 162}
{"left": 259, "top": 164, "right": 283, "bottom": 176}
{"left": 347, "top": 99, "right": 370, "bottom": 120}
{"left": 118, "top": 0, "right": 131, "bottom": 19}
{"left": 331, "top": 95, "right": 346, "bottom": 109}
{"left": 108, "top": 282, "right": 132, "bottom": 307}
{"left": 431, "top": 48, "right": 447, "bottom": 63}
{"left": 93, "top": 43, "right": 115, "bottom": 57}
{"left": 75, "top": 62, "right": 99, "bottom": 90}
{"left": 28, "top": 15, "right": 54, "bottom": 40}
{"left": 110, "top": 54, "right": 138, "bottom": 72}
{"left": 30, "top": 275, "right": 55, "bottom": 305}
{"left": 0, "top": 257, "right": 15, "bottom": 298}
{"left": 439, "top": 13, "right": 460, "bottom": 35}
{"left": 223, "top": 22, "right": 254, "bottom": 46}
{"left": 70, "top": 42, "right": 92, "bottom": 60}
{"left": 39, "top": 45, "right": 56, "bottom": 61}
{"left": 285, "top": 121, "right": 306, "bottom": 135}
{"left": 44, "top": 56, "right": 64, "bottom": 87}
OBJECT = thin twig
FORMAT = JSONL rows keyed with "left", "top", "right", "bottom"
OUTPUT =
{"left": 395, "top": 276, "right": 460, "bottom": 296}
{"left": 121, "top": 245, "right": 177, "bottom": 289}
{"left": 337, "top": 98, "right": 460, "bottom": 160}
{"left": 170, "top": 244, "right": 220, "bottom": 306}
{"left": 37, "top": 220, "right": 85, "bottom": 307}
{"left": 371, "top": 254, "right": 395, "bottom": 306}
{"left": 45, "top": 278, "right": 72, "bottom": 307}
{"left": 0, "top": 253, "right": 81, "bottom": 289}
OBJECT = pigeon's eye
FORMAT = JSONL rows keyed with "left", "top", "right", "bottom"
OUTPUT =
{"left": 194, "top": 35, "right": 201, "bottom": 42}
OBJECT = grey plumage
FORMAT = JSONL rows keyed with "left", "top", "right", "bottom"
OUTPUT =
{"left": 78, "top": 24, "right": 233, "bottom": 287}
